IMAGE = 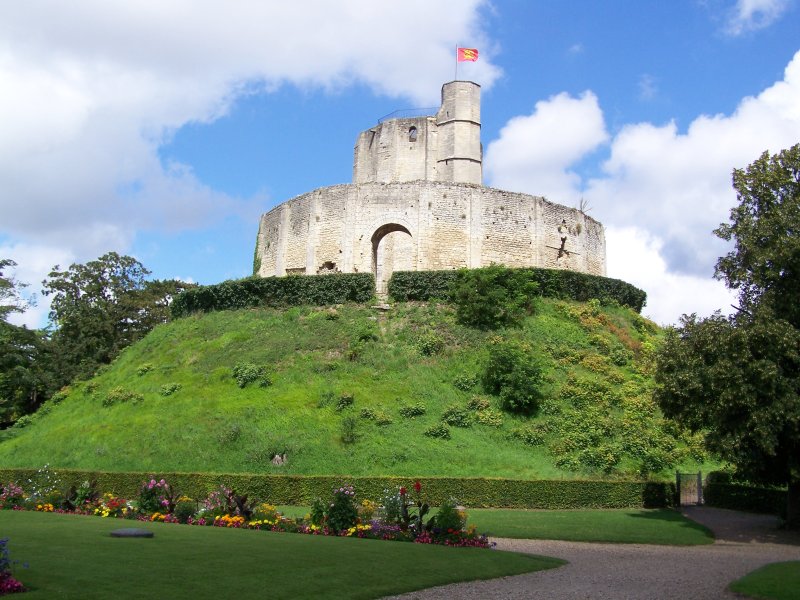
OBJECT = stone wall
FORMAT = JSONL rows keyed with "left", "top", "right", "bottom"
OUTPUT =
{"left": 255, "top": 181, "right": 606, "bottom": 292}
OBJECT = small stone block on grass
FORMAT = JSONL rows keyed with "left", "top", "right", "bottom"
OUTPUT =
{"left": 110, "top": 528, "right": 154, "bottom": 538}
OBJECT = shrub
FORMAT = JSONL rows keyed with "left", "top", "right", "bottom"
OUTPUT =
{"left": 510, "top": 425, "right": 547, "bottom": 446}
{"left": 359, "top": 408, "right": 375, "bottom": 420}
{"left": 433, "top": 498, "right": 466, "bottom": 532}
{"left": 171, "top": 273, "right": 375, "bottom": 318}
{"left": 474, "top": 408, "right": 504, "bottom": 427}
{"left": 482, "top": 338, "right": 544, "bottom": 414}
{"left": 327, "top": 485, "right": 359, "bottom": 533}
{"left": 398, "top": 403, "right": 426, "bottom": 418}
{"left": 388, "top": 267, "right": 646, "bottom": 313}
{"left": 441, "top": 405, "right": 472, "bottom": 428}
{"left": 173, "top": 500, "right": 196, "bottom": 524}
{"left": 416, "top": 331, "right": 445, "bottom": 356}
{"left": 340, "top": 416, "right": 358, "bottom": 444}
{"left": 102, "top": 387, "right": 143, "bottom": 407}
{"left": 450, "top": 265, "right": 539, "bottom": 329}
{"left": 467, "top": 396, "right": 490, "bottom": 411}
{"left": 424, "top": 423, "right": 451, "bottom": 440}
{"left": 136, "top": 363, "right": 153, "bottom": 376}
{"left": 159, "top": 383, "right": 182, "bottom": 397}
{"left": 231, "top": 363, "right": 270, "bottom": 388}
{"left": 453, "top": 373, "right": 479, "bottom": 391}
{"left": 335, "top": 394, "right": 354, "bottom": 411}
{"left": 374, "top": 411, "right": 393, "bottom": 426}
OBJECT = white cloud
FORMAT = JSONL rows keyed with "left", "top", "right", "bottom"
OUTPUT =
{"left": 638, "top": 74, "right": 657, "bottom": 101}
{"left": 606, "top": 226, "right": 737, "bottom": 325}
{"left": 588, "top": 49, "right": 800, "bottom": 278}
{"left": 484, "top": 91, "right": 608, "bottom": 205}
{"left": 484, "top": 50, "right": 800, "bottom": 324}
{"left": 0, "top": 1, "right": 500, "bottom": 324}
{"left": 725, "top": 0, "right": 789, "bottom": 35}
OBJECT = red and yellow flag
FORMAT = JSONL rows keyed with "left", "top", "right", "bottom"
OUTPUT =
{"left": 457, "top": 47, "right": 479, "bottom": 62}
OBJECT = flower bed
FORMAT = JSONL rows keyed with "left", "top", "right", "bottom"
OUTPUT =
{"left": 0, "top": 468, "right": 493, "bottom": 551}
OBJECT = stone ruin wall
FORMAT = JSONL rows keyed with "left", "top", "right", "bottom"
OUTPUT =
{"left": 255, "top": 180, "right": 606, "bottom": 292}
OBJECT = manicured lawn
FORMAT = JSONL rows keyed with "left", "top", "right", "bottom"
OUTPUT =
{"left": 466, "top": 508, "right": 714, "bottom": 545}
{"left": 278, "top": 506, "right": 714, "bottom": 545}
{"left": 729, "top": 561, "right": 800, "bottom": 600}
{"left": 0, "top": 511, "right": 564, "bottom": 600}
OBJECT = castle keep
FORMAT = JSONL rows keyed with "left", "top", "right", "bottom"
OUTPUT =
{"left": 255, "top": 81, "right": 606, "bottom": 292}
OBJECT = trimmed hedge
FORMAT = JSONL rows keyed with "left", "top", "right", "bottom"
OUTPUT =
{"left": 704, "top": 482, "right": 787, "bottom": 516}
{"left": 0, "top": 468, "right": 674, "bottom": 509}
{"left": 171, "top": 273, "right": 375, "bottom": 318}
{"left": 388, "top": 267, "right": 647, "bottom": 313}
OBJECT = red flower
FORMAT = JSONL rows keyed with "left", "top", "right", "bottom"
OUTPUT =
{"left": 413, "top": 480, "right": 421, "bottom": 493}
{"left": 399, "top": 487, "right": 407, "bottom": 495}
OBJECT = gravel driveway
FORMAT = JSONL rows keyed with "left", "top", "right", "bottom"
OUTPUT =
{"left": 385, "top": 507, "right": 800, "bottom": 600}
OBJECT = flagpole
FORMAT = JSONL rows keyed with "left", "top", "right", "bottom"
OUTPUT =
{"left": 455, "top": 44, "right": 458, "bottom": 81}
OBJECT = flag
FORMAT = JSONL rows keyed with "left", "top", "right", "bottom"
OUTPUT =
{"left": 457, "top": 47, "right": 479, "bottom": 62}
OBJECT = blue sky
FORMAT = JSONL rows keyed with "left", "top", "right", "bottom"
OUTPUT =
{"left": 2, "top": 0, "right": 799, "bottom": 326}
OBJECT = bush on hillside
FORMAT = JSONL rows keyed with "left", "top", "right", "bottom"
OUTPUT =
{"left": 388, "top": 266, "right": 647, "bottom": 313}
{"left": 482, "top": 338, "right": 544, "bottom": 415}
{"left": 450, "top": 265, "right": 539, "bottom": 329}
{"left": 171, "top": 273, "right": 374, "bottom": 317}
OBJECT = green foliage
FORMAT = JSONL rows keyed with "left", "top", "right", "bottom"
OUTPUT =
{"left": 482, "top": 338, "right": 544, "bottom": 415}
{"left": 159, "top": 383, "right": 181, "bottom": 397}
{"left": 326, "top": 485, "right": 359, "bottom": 533}
{"left": 398, "top": 403, "right": 426, "bottom": 418}
{"left": 452, "top": 373, "right": 478, "bottom": 391}
{"left": 231, "top": 363, "right": 270, "bottom": 388}
{"left": 173, "top": 500, "right": 196, "bottom": 524}
{"left": 102, "top": 387, "right": 143, "bottom": 407}
{"left": 466, "top": 396, "right": 490, "bottom": 411}
{"left": 340, "top": 416, "right": 358, "bottom": 444}
{"left": 440, "top": 404, "right": 472, "bottom": 428}
{"left": 171, "top": 273, "right": 375, "bottom": 317}
{"left": 450, "top": 265, "right": 539, "bottom": 329}
{"left": 416, "top": 331, "right": 444, "bottom": 356}
{"left": 510, "top": 425, "right": 547, "bottom": 446}
{"left": 0, "top": 467, "right": 677, "bottom": 508}
{"left": 424, "top": 423, "right": 451, "bottom": 440}
{"left": 43, "top": 252, "right": 193, "bottom": 386}
{"left": 335, "top": 393, "right": 354, "bottom": 411}
{"left": 388, "top": 267, "right": 647, "bottom": 313}
{"left": 433, "top": 498, "right": 465, "bottom": 532}
{"left": 136, "top": 364, "right": 153, "bottom": 376}
{"left": 704, "top": 483, "right": 787, "bottom": 517}
{"left": 474, "top": 408, "right": 504, "bottom": 427}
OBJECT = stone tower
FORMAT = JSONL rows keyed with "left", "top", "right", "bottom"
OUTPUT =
{"left": 352, "top": 81, "right": 482, "bottom": 185}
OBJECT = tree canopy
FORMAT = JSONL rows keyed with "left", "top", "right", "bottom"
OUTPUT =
{"left": 43, "top": 252, "right": 193, "bottom": 385}
{"left": 654, "top": 144, "right": 800, "bottom": 527}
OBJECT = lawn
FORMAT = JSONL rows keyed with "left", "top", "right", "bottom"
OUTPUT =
{"left": 278, "top": 506, "right": 713, "bottom": 545}
{"left": 465, "top": 508, "right": 715, "bottom": 545}
{"left": 0, "top": 511, "right": 564, "bottom": 600}
{"left": 729, "top": 561, "right": 800, "bottom": 600}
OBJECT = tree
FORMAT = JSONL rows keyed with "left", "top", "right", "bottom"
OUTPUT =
{"left": 655, "top": 145, "right": 800, "bottom": 527}
{"left": 0, "top": 259, "right": 52, "bottom": 421}
{"left": 43, "top": 252, "right": 193, "bottom": 385}
{"left": 450, "top": 265, "right": 539, "bottom": 329}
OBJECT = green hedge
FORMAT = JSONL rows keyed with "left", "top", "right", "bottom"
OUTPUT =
{"left": 704, "top": 483, "right": 787, "bottom": 516}
{"left": 388, "top": 267, "right": 647, "bottom": 313}
{"left": 171, "top": 273, "right": 375, "bottom": 318}
{"left": 0, "top": 468, "right": 673, "bottom": 509}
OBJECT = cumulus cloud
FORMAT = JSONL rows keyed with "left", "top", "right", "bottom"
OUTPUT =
{"left": 725, "top": 0, "right": 790, "bottom": 35}
{"left": 485, "top": 50, "right": 800, "bottom": 324}
{"left": 605, "top": 226, "right": 737, "bottom": 325}
{"left": 0, "top": 1, "right": 500, "bottom": 324}
{"left": 588, "top": 50, "right": 800, "bottom": 278}
{"left": 484, "top": 91, "right": 608, "bottom": 205}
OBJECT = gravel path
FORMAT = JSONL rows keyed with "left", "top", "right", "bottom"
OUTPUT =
{"left": 384, "top": 507, "right": 800, "bottom": 600}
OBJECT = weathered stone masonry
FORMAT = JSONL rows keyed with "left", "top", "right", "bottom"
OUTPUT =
{"left": 255, "top": 81, "right": 606, "bottom": 293}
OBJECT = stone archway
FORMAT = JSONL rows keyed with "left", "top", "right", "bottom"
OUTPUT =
{"left": 371, "top": 223, "right": 414, "bottom": 295}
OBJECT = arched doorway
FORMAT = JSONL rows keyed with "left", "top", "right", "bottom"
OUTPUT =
{"left": 371, "top": 223, "right": 414, "bottom": 295}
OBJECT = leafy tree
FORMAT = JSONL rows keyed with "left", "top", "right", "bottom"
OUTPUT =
{"left": 655, "top": 145, "right": 800, "bottom": 527}
{"left": 450, "top": 265, "right": 539, "bottom": 329}
{"left": 43, "top": 252, "right": 193, "bottom": 385}
{"left": 0, "top": 260, "right": 53, "bottom": 420}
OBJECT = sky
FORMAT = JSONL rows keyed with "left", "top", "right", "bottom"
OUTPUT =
{"left": 1, "top": 0, "right": 799, "bottom": 327}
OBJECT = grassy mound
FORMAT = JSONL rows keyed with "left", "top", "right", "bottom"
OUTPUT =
{"left": 0, "top": 299, "right": 710, "bottom": 478}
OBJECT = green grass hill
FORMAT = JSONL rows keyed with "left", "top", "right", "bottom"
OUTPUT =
{"left": 0, "top": 298, "right": 709, "bottom": 479}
